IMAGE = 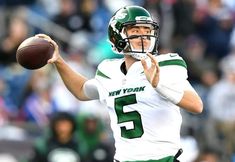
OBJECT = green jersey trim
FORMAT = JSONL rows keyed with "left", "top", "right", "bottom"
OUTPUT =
{"left": 122, "top": 156, "right": 174, "bottom": 162}
{"left": 96, "top": 69, "right": 111, "bottom": 79}
{"left": 96, "top": 59, "right": 186, "bottom": 79}
{"left": 140, "top": 59, "right": 187, "bottom": 74}
{"left": 158, "top": 59, "right": 187, "bottom": 68}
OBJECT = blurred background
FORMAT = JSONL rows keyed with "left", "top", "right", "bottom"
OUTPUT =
{"left": 0, "top": 0, "right": 235, "bottom": 162}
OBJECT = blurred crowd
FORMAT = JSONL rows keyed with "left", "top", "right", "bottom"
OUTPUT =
{"left": 1, "top": 0, "right": 235, "bottom": 161}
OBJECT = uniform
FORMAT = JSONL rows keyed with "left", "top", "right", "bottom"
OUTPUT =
{"left": 91, "top": 53, "right": 190, "bottom": 161}
{"left": 41, "top": 5, "right": 202, "bottom": 162}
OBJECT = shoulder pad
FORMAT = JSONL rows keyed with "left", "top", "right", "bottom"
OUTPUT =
{"left": 95, "top": 58, "right": 122, "bottom": 79}
{"left": 156, "top": 53, "right": 187, "bottom": 69}
{"left": 156, "top": 53, "right": 188, "bottom": 82}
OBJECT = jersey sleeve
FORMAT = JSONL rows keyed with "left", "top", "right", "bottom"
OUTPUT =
{"left": 157, "top": 53, "right": 191, "bottom": 92}
{"left": 93, "top": 59, "right": 111, "bottom": 101}
{"left": 157, "top": 53, "right": 188, "bottom": 84}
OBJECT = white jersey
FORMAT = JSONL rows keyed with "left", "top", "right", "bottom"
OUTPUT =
{"left": 93, "top": 53, "right": 188, "bottom": 161}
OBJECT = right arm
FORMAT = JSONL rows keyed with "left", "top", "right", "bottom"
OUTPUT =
{"left": 53, "top": 56, "right": 90, "bottom": 101}
{"left": 36, "top": 34, "right": 92, "bottom": 101}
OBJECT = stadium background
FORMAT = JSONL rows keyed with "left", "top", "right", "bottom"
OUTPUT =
{"left": 0, "top": 0, "right": 235, "bottom": 161}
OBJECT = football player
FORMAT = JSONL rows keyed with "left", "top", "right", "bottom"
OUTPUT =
{"left": 37, "top": 5, "right": 203, "bottom": 162}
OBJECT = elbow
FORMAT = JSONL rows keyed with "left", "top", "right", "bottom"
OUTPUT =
{"left": 191, "top": 99, "right": 203, "bottom": 114}
{"left": 179, "top": 97, "right": 204, "bottom": 114}
{"left": 194, "top": 100, "right": 203, "bottom": 114}
{"left": 179, "top": 90, "right": 204, "bottom": 114}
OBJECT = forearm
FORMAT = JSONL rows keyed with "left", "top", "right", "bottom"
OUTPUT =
{"left": 155, "top": 82, "right": 203, "bottom": 114}
{"left": 177, "top": 90, "right": 203, "bottom": 114}
{"left": 34, "top": 34, "right": 94, "bottom": 101}
{"left": 54, "top": 56, "right": 90, "bottom": 101}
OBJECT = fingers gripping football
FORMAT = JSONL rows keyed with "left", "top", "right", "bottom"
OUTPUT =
{"left": 35, "top": 34, "right": 60, "bottom": 64}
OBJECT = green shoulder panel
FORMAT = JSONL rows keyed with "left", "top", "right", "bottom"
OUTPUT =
{"left": 158, "top": 59, "right": 187, "bottom": 68}
{"left": 95, "top": 59, "right": 118, "bottom": 79}
{"left": 96, "top": 69, "right": 111, "bottom": 79}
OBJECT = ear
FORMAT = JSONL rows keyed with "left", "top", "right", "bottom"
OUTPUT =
{"left": 117, "top": 40, "right": 127, "bottom": 51}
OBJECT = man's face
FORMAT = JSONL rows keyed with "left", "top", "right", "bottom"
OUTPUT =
{"left": 55, "top": 120, "right": 73, "bottom": 141}
{"left": 126, "top": 25, "right": 152, "bottom": 51}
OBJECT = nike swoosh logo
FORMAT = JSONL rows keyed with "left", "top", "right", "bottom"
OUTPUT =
{"left": 170, "top": 53, "right": 178, "bottom": 57}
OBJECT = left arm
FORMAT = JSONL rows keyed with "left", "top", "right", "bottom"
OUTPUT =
{"left": 178, "top": 90, "right": 203, "bottom": 113}
{"left": 141, "top": 53, "right": 203, "bottom": 114}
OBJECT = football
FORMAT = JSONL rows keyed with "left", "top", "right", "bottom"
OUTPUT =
{"left": 16, "top": 36, "right": 54, "bottom": 70}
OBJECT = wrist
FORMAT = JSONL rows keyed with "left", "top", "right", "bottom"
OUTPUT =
{"left": 54, "top": 55, "right": 63, "bottom": 65}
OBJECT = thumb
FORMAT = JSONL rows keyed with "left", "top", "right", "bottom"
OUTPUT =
{"left": 47, "top": 55, "right": 58, "bottom": 64}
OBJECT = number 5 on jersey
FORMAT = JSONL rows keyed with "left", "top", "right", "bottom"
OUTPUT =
{"left": 114, "top": 94, "right": 144, "bottom": 139}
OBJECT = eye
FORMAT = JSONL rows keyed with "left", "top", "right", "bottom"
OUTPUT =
{"left": 144, "top": 28, "right": 151, "bottom": 35}
{"left": 131, "top": 29, "right": 139, "bottom": 34}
